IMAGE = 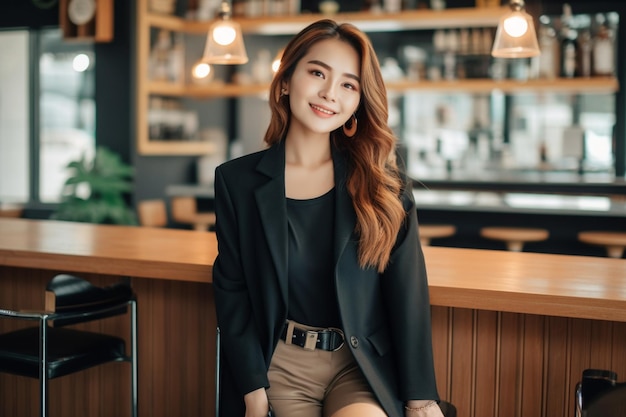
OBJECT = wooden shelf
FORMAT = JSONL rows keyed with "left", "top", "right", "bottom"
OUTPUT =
{"left": 147, "top": 6, "right": 508, "bottom": 35}
{"left": 137, "top": 140, "right": 216, "bottom": 156}
{"left": 148, "top": 81, "right": 270, "bottom": 98}
{"left": 387, "top": 77, "right": 620, "bottom": 94}
{"left": 146, "top": 77, "right": 619, "bottom": 99}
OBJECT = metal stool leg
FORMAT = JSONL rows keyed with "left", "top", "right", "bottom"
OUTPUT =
{"left": 215, "top": 327, "right": 221, "bottom": 417}
{"left": 131, "top": 299, "right": 138, "bottom": 417}
{"left": 39, "top": 317, "right": 49, "bottom": 417}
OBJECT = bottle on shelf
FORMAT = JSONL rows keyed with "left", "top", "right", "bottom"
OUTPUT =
{"left": 536, "top": 21, "right": 559, "bottom": 79}
{"left": 592, "top": 14, "right": 615, "bottom": 77}
{"left": 577, "top": 29, "right": 592, "bottom": 78}
{"left": 149, "top": 30, "right": 172, "bottom": 81}
{"left": 559, "top": 3, "right": 579, "bottom": 78}
{"left": 443, "top": 30, "right": 459, "bottom": 80}
{"left": 169, "top": 32, "right": 185, "bottom": 84}
{"left": 428, "top": 29, "right": 446, "bottom": 81}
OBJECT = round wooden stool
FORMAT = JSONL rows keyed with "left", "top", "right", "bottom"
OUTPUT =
{"left": 578, "top": 231, "right": 626, "bottom": 259}
{"left": 480, "top": 227, "right": 549, "bottom": 252}
{"left": 419, "top": 224, "right": 456, "bottom": 246}
{"left": 171, "top": 196, "right": 216, "bottom": 231}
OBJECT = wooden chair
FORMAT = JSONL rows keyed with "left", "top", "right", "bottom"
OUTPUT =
{"left": 0, "top": 205, "right": 23, "bottom": 218}
{"left": 0, "top": 274, "right": 138, "bottom": 417}
{"left": 419, "top": 224, "right": 456, "bottom": 246}
{"left": 480, "top": 227, "right": 549, "bottom": 252}
{"left": 171, "top": 196, "right": 216, "bottom": 231}
{"left": 578, "top": 231, "right": 626, "bottom": 258}
{"left": 137, "top": 199, "right": 167, "bottom": 227}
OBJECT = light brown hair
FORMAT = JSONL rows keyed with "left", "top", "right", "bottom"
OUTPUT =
{"left": 264, "top": 19, "right": 405, "bottom": 272}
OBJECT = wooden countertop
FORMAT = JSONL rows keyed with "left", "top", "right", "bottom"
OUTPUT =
{"left": 1, "top": 218, "right": 625, "bottom": 321}
{"left": 0, "top": 218, "right": 215, "bottom": 282}
{"left": 426, "top": 246, "right": 626, "bottom": 322}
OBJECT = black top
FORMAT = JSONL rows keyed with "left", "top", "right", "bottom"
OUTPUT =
{"left": 286, "top": 188, "right": 341, "bottom": 328}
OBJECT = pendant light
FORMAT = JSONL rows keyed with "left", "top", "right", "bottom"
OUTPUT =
{"left": 202, "top": 0, "right": 248, "bottom": 65}
{"left": 491, "top": 0, "right": 540, "bottom": 58}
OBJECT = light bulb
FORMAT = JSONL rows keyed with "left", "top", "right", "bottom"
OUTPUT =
{"left": 213, "top": 25, "right": 236, "bottom": 46}
{"left": 271, "top": 58, "right": 281, "bottom": 73}
{"left": 73, "top": 53, "right": 90, "bottom": 72}
{"left": 503, "top": 14, "right": 529, "bottom": 38}
{"left": 192, "top": 62, "right": 212, "bottom": 79}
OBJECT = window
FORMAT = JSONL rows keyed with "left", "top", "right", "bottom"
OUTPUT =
{"left": 0, "top": 28, "right": 95, "bottom": 206}
{"left": 0, "top": 30, "right": 29, "bottom": 204}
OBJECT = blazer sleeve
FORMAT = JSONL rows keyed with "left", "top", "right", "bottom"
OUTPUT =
{"left": 380, "top": 180, "right": 440, "bottom": 402}
{"left": 213, "top": 165, "right": 270, "bottom": 397}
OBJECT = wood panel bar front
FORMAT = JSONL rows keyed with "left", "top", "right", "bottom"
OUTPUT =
{"left": 1, "top": 218, "right": 625, "bottom": 417}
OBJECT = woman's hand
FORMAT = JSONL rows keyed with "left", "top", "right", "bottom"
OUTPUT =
{"left": 244, "top": 387, "right": 270, "bottom": 417}
{"left": 404, "top": 400, "right": 444, "bottom": 417}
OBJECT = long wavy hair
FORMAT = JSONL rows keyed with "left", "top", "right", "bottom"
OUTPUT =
{"left": 264, "top": 20, "right": 406, "bottom": 272}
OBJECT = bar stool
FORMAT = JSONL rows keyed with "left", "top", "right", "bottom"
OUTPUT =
{"left": 419, "top": 224, "right": 456, "bottom": 246}
{"left": 578, "top": 231, "right": 626, "bottom": 259}
{"left": 137, "top": 199, "right": 167, "bottom": 227}
{"left": 171, "top": 196, "right": 216, "bottom": 231}
{"left": 480, "top": 227, "right": 549, "bottom": 252}
{"left": 0, "top": 274, "right": 138, "bottom": 417}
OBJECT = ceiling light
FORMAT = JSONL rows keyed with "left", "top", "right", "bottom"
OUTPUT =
{"left": 491, "top": 0, "right": 540, "bottom": 58}
{"left": 201, "top": 0, "right": 248, "bottom": 65}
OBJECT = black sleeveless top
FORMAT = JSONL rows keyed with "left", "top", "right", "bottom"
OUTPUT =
{"left": 286, "top": 188, "right": 341, "bottom": 328}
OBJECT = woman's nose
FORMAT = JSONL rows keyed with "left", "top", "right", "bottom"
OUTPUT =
{"left": 319, "top": 84, "right": 336, "bottom": 102}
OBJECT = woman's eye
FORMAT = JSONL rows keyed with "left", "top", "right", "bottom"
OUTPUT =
{"left": 344, "top": 82, "right": 359, "bottom": 91}
{"left": 310, "top": 70, "right": 324, "bottom": 78}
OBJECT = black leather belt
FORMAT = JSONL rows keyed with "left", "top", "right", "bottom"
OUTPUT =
{"left": 281, "top": 324, "right": 344, "bottom": 352}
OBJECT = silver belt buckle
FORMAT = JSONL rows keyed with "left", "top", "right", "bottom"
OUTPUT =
{"left": 304, "top": 330, "right": 318, "bottom": 350}
{"left": 330, "top": 328, "right": 345, "bottom": 351}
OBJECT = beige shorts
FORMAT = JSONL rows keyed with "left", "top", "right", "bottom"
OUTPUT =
{"left": 266, "top": 321, "right": 384, "bottom": 417}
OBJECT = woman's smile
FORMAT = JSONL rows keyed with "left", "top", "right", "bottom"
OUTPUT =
{"left": 310, "top": 103, "right": 337, "bottom": 117}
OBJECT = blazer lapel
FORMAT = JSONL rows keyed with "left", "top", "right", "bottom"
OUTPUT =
{"left": 332, "top": 149, "right": 357, "bottom": 266}
{"left": 255, "top": 143, "right": 289, "bottom": 303}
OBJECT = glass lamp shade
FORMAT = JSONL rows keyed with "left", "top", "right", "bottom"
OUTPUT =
{"left": 202, "top": 19, "right": 248, "bottom": 65}
{"left": 491, "top": 9, "right": 540, "bottom": 58}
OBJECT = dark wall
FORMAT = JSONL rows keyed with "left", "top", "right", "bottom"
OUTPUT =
{"left": 0, "top": 0, "right": 58, "bottom": 28}
{"left": 94, "top": 0, "right": 133, "bottom": 163}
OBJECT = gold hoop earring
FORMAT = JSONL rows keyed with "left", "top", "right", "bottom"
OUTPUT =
{"left": 343, "top": 114, "right": 357, "bottom": 137}
{"left": 278, "top": 88, "right": 288, "bottom": 103}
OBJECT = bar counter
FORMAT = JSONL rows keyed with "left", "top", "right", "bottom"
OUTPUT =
{"left": 1, "top": 218, "right": 625, "bottom": 417}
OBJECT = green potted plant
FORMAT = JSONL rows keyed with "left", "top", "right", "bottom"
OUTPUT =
{"left": 51, "top": 146, "right": 138, "bottom": 225}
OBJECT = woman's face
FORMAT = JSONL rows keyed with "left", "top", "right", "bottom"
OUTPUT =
{"left": 286, "top": 38, "right": 361, "bottom": 137}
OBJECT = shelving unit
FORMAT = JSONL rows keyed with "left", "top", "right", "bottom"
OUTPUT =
{"left": 136, "top": 0, "right": 620, "bottom": 155}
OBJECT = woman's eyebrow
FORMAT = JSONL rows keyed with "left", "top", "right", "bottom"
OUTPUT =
{"left": 307, "top": 59, "right": 361, "bottom": 83}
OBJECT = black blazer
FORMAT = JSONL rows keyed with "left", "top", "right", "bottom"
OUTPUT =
{"left": 213, "top": 141, "right": 439, "bottom": 417}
